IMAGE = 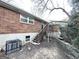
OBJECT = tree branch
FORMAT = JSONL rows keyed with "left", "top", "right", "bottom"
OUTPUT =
{"left": 49, "top": 7, "right": 70, "bottom": 17}
{"left": 42, "top": 0, "right": 49, "bottom": 11}
{"left": 49, "top": 0, "right": 55, "bottom": 8}
{"left": 46, "top": 6, "right": 52, "bottom": 10}
{"left": 38, "top": 0, "right": 44, "bottom": 6}
{"left": 41, "top": 3, "right": 52, "bottom": 10}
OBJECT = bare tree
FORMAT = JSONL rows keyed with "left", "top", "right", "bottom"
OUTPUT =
{"left": 32, "top": 0, "right": 70, "bottom": 17}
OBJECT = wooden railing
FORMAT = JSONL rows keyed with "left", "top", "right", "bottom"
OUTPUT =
{"left": 33, "top": 24, "right": 48, "bottom": 43}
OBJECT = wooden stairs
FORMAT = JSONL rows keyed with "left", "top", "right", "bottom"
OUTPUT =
{"left": 33, "top": 24, "right": 49, "bottom": 43}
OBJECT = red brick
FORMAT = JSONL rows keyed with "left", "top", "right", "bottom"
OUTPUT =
{"left": 0, "top": 7, "right": 43, "bottom": 34}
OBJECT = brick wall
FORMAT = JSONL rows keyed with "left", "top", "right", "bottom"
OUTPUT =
{"left": 0, "top": 7, "right": 42, "bottom": 34}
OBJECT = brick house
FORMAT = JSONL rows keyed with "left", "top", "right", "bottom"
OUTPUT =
{"left": 0, "top": 1, "right": 47, "bottom": 49}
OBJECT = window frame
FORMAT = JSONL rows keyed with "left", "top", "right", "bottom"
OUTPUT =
{"left": 20, "top": 15, "right": 34, "bottom": 24}
{"left": 25, "top": 36, "right": 30, "bottom": 41}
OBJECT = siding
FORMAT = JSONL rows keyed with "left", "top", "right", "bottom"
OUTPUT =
{"left": 0, "top": 7, "right": 42, "bottom": 34}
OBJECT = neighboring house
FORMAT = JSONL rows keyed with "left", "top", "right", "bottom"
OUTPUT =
{"left": 48, "top": 23, "right": 61, "bottom": 38}
{"left": 0, "top": 1, "right": 47, "bottom": 49}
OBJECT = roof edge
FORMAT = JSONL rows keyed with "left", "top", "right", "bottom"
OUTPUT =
{"left": 0, "top": 1, "right": 48, "bottom": 23}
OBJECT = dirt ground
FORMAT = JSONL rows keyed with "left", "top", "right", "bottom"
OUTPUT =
{"left": 0, "top": 52, "right": 9, "bottom": 59}
{"left": 3, "top": 38, "right": 70, "bottom": 59}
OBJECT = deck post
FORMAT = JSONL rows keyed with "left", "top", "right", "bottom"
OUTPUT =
{"left": 47, "top": 24, "right": 50, "bottom": 43}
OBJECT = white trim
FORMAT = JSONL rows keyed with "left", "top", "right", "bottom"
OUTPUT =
{"left": 20, "top": 15, "right": 35, "bottom": 25}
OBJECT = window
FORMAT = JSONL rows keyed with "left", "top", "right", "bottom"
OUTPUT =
{"left": 26, "top": 36, "right": 30, "bottom": 41}
{"left": 12, "top": 43, "right": 17, "bottom": 49}
{"left": 29, "top": 18, "right": 34, "bottom": 24}
{"left": 20, "top": 15, "right": 34, "bottom": 24}
{"left": 7, "top": 44, "right": 12, "bottom": 51}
